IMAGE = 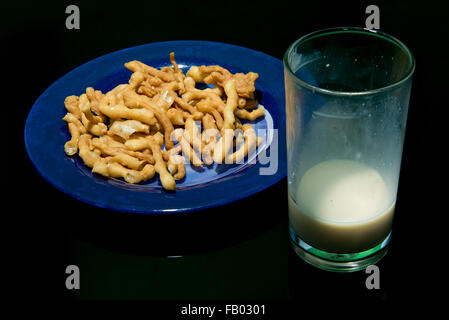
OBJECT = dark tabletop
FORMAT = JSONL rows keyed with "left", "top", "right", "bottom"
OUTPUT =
{"left": 5, "top": 0, "right": 447, "bottom": 311}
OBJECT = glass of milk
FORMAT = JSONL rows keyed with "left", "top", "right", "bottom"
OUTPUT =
{"left": 284, "top": 27, "right": 415, "bottom": 272}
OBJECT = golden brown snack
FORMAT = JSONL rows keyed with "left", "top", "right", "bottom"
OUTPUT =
{"left": 109, "top": 84, "right": 129, "bottom": 96}
{"left": 108, "top": 120, "right": 150, "bottom": 140}
{"left": 201, "top": 113, "right": 217, "bottom": 132}
{"left": 97, "top": 161, "right": 156, "bottom": 184}
{"left": 91, "top": 157, "right": 111, "bottom": 177}
{"left": 173, "top": 128, "right": 203, "bottom": 167}
{"left": 125, "top": 60, "right": 176, "bottom": 83}
{"left": 93, "top": 135, "right": 155, "bottom": 164}
{"left": 166, "top": 108, "right": 185, "bottom": 125}
{"left": 153, "top": 90, "right": 177, "bottom": 111}
{"left": 171, "top": 154, "right": 186, "bottom": 180}
{"left": 169, "top": 52, "right": 186, "bottom": 94}
{"left": 123, "top": 91, "right": 175, "bottom": 149}
{"left": 62, "top": 52, "right": 265, "bottom": 190}
{"left": 229, "top": 72, "right": 259, "bottom": 98}
{"left": 63, "top": 112, "right": 87, "bottom": 134}
{"left": 147, "top": 136, "right": 176, "bottom": 190}
{"left": 92, "top": 137, "right": 147, "bottom": 169}
{"left": 196, "top": 100, "right": 224, "bottom": 130}
{"left": 108, "top": 153, "right": 146, "bottom": 171}
{"left": 181, "top": 90, "right": 225, "bottom": 113}
{"left": 184, "top": 117, "right": 214, "bottom": 165}
{"left": 229, "top": 124, "right": 259, "bottom": 163}
{"left": 85, "top": 87, "right": 107, "bottom": 122}
{"left": 137, "top": 85, "right": 157, "bottom": 98}
{"left": 187, "top": 65, "right": 259, "bottom": 98}
{"left": 184, "top": 118, "right": 203, "bottom": 153}
{"left": 127, "top": 71, "right": 145, "bottom": 91}
{"left": 152, "top": 131, "right": 164, "bottom": 147}
{"left": 201, "top": 115, "right": 218, "bottom": 166}
{"left": 183, "top": 76, "right": 196, "bottom": 91}
{"left": 234, "top": 117, "right": 243, "bottom": 130}
{"left": 78, "top": 134, "right": 101, "bottom": 168}
{"left": 234, "top": 105, "right": 265, "bottom": 121}
{"left": 212, "top": 128, "right": 235, "bottom": 164}
{"left": 237, "top": 97, "right": 246, "bottom": 108}
{"left": 244, "top": 99, "right": 259, "bottom": 110}
{"left": 64, "top": 96, "right": 82, "bottom": 119}
{"left": 79, "top": 94, "right": 107, "bottom": 136}
{"left": 99, "top": 98, "right": 157, "bottom": 126}
{"left": 173, "top": 97, "right": 203, "bottom": 119}
{"left": 124, "top": 136, "right": 151, "bottom": 151}
{"left": 64, "top": 122, "right": 81, "bottom": 156}
{"left": 165, "top": 143, "right": 186, "bottom": 181}
{"left": 162, "top": 144, "right": 185, "bottom": 179}
{"left": 185, "top": 66, "right": 209, "bottom": 83}
{"left": 222, "top": 79, "right": 238, "bottom": 130}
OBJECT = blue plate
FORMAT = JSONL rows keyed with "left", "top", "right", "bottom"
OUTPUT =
{"left": 24, "top": 40, "right": 286, "bottom": 214}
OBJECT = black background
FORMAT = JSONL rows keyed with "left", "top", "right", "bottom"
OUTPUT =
{"left": 5, "top": 0, "right": 446, "bottom": 313}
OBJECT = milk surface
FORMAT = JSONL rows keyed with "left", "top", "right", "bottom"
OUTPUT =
{"left": 289, "top": 159, "right": 395, "bottom": 253}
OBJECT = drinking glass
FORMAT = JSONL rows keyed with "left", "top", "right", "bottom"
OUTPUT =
{"left": 284, "top": 27, "right": 415, "bottom": 272}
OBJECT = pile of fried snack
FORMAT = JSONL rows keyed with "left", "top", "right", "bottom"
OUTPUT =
{"left": 62, "top": 52, "right": 265, "bottom": 190}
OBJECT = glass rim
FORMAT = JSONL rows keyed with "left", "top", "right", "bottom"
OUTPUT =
{"left": 283, "top": 27, "right": 416, "bottom": 96}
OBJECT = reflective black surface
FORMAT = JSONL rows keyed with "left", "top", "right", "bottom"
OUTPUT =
{"left": 6, "top": 0, "right": 445, "bottom": 310}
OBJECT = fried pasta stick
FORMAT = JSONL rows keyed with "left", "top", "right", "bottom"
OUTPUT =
{"left": 185, "top": 66, "right": 210, "bottom": 83}
{"left": 95, "top": 135, "right": 155, "bottom": 164}
{"left": 166, "top": 108, "right": 185, "bottom": 125}
{"left": 79, "top": 102, "right": 107, "bottom": 136}
{"left": 183, "top": 76, "right": 196, "bottom": 91}
{"left": 187, "top": 65, "right": 259, "bottom": 98}
{"left": 184, "top": 117, "right": 213, "bottom": 165}
{"left": 91, "top": 138, "right": 147, "bottom": 170}
{"left": 201, "top": 114, "right": 218, "bottom": 164}
{"left": 125, "top": 60, "right": 176, "bottom": 83}
{"left": 78, "top": 134, "right": 101, "bottom": 168}
{"left": 108, "top": 120, "right": 150, "bottom": 140}
{"left": 99, "top": 97, "right": 157, "bottom": 126}
{"left": 196, "top": 100, "right": 224, "bottom": 130}
{"left": 170, "top": 154, "right": 186, "bottom": 180}
{"left": 234, "top": 105, "right": 265, "bottom": 121}
{"left": 161, "top": 145, "right": 186, "bottom": 180}
{"left": 64, "top": 122, "right": 81, "bottom": 156}
{"left": 108, "top": 153, "right": 146, "bottom": 171}
{"left": 85, "top": 87, "right": 107, "bottom": 122}
{"left": 181, "top": 90, "right": 225, "bottom": 113}
{"left": 64, "top": 96, "right": 82, "bottom": 119}
{"left": 63, "top": 113, "right": 87, "bottom": 134}
{"left": 212, "top": 128, "right": 235, "bottom": 164}
{"left": 152, "top": 90, "right": 177, "bottom": 111}
{"left": 84, "top": 138, "right": 155, "bottom": 184}
{"left": 169, "top": 52, "right": 186, "bottom": 94}
{"left": 173, "top": 97, "right": 203, "bottom": 119}
{"left": 173, "top": 129, "right": 203, "bottom": 167}
{"left": 62, "top": 52, "right": 266, "bottom": 190}
{"left": 222, "top": 79, "right": 239, "bottom": 130}
{"left": 184, "top": 118, "right": 203, "bottom": 153}
{"left": 230, "top": 124, "right": 259, "bottom": 163}
{"left": 123, "top": 91, "right": 175, "bottom": 149}
{"left": 147, "top": 136, "right": 176, "bottom": 190}
{"left": 93, "top": 161, "right": 156, "bottom": 184}
{"left": 137, "top": 85, "right": 157, "bottom": 98}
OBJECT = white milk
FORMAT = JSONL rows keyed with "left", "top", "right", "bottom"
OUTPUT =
{"left": 289, "top": 159, "right": 395, "bottom": 253}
